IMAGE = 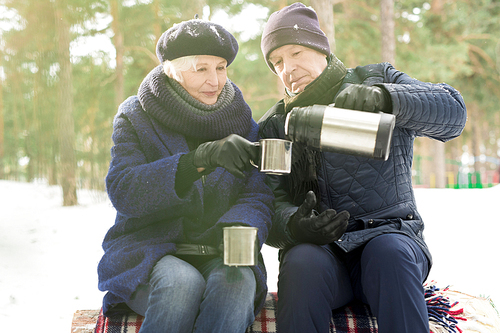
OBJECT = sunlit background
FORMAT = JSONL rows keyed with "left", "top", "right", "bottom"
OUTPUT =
{"left": 1, "top": 1, "right": 499, "bottom": 331}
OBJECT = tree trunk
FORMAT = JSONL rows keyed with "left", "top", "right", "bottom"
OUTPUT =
{"left": 54, "top": 0, "right": 78, "bottom": 206}
{"left": 428, "top": 0, "right": 449, "bottom": 188}
{"left": 110, "top": 0, "right": 125, "bottom": 110}
{"left": 431, "top": 0, "right": 444, "bottom": 16}
{"left": 186, "top": 0, "right": 205, "bottom": 20}
{"left": 12, "top": 79, "right": 23, "bottom": 180}
{"left": 153, "top": 0, "right": 162, "bottom": 46}
{"left": 311, "top": 0, "right": 336, "bottom": 53}
{"left": 434, "top": 141, "right": 446, "bottom": 188}
{"left": 0, "top": 55, "right": 4, "bottom": 179}
{"left": 470, "top": 103, "right": 483, "bottom": 172}
{"left": 48, "top": 139, "right": 58, "bottom": 186}
{"left": 380, "top": 0, "right": 395, "bottom": 65}
{"left": 420, "top": 138, "right": 432, "bottom": 187}
{"left": 33, "top": 56, "right": 43, "bottom": 180}
{"left": 469, "top": 104, "right": 482, "bottom": 186}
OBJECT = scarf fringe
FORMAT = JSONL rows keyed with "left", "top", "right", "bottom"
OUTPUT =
{"left": 425, "top": 281, "right": 500, "bottom": 333}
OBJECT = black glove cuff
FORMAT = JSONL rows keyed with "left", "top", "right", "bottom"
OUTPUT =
{"left": 374, "top": 84, "right": 394, "bottom": 114}
{"left": 193, "top": 142, "right": 208, "bottom": 168}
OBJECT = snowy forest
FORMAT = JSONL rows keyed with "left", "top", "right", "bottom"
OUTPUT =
{"left": 0, "top": 0, "right": 499, "bottom": 205}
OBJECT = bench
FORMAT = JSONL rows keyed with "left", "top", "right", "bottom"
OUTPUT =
{"left": 71, "top": 284, "right": 500, "bottom": 333}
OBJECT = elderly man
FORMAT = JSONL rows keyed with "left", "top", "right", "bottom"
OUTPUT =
{"left": 258, "top": 3, "right": 467, "bottom": 333}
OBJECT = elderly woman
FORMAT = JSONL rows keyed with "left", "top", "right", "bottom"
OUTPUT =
{"left": 97, "top": 19, "right": 274, "bottom": 333}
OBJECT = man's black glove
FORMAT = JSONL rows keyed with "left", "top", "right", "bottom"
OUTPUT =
{"left": 193, "top": 134, "right": 259, "bottom": 178}
{"left": 288, "top": 191, "right": 349, "bottom": 245}
{"left": 335, "top": 84, "right": 392, "bottom": 114}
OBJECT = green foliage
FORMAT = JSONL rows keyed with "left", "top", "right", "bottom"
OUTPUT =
{"left": 1, "top": 0, "right": 499, "bottom": 187}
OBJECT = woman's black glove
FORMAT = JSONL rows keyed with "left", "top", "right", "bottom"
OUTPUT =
{"left": 335, "top": 84, "right": 392, "bottom": 114}
{"left": 288, "top": 191, "right": 349, "bottom": 245}
{"left": 193, "top": 134, "right": 259, "bottom": 178}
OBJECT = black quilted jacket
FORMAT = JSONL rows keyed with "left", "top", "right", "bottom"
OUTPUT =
{"left": 258, "top": 62, "right": 467, "bottom": 270}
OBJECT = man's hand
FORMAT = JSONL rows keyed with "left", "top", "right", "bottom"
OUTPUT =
{"left": 288, "top": 191, "right": 349, "bottom": 245}
{"left": 335, "top": 84, "right": 391, "bottom": 113}
{"left": 194, "top": 134, "right": 259, "bottom": 178}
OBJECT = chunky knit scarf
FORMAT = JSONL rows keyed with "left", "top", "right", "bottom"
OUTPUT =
{"left": 282, "top": 54, "right": 347, "bottom": 206}
{"left": 138, "top": 65, "right": 252, "bottom": 141}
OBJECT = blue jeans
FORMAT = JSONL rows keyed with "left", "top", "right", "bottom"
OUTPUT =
{"left": 277, "top": 233, "right": 430, "bottom": 333}
{"left": 126, "top": 255, "right": 256, "bottom": 333}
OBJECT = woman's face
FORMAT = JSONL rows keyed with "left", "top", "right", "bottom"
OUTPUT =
{"left": 179, "top": 55, "right": 228, "bottom": 105}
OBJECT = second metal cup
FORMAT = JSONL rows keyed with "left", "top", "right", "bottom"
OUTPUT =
{"left": 223, "top": 226, "right": 259, "bottom": 266}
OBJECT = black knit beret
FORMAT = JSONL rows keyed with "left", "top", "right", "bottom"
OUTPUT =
{"left": 261, "top": 2, "right": 330, "bottom": 73}
{"left": 156, "top": 19, "right": 239, "bottom": 65}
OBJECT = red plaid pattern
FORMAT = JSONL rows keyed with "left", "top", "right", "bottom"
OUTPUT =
{"left": 93, "top": 293, "right": 377, "bottom": 333}
{"left": 91, "top": 290, "right": 463, "bottom": 333}
{"left": 247, "top": 292, "right": 278, "bottom": 332}
{"left": 330, "top": 301, "right": 378, "bottom": 333}
{"left": 94, "top": 310, "right": 143, "bottom": 333}
{"left": 93, "top": 293, "right": 279, "bottom": 333}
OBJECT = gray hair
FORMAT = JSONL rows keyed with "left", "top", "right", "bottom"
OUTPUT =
{"left": 163, "top": 55, "right": 199, "bottom": 83}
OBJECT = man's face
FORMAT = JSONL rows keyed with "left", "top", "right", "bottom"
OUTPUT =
{"left": 269, "top": 44, "right": 328, "bottom": 94}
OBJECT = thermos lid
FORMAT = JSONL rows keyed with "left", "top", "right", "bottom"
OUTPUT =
{"left": 286, "top": 105, "right": 323, "bottom": 148}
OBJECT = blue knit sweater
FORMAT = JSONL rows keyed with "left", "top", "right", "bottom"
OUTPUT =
{"left": 98, "top": 67, "right": 274, "bottom": 316}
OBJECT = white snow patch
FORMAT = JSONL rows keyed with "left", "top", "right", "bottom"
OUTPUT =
{"left": 1, "top": 180, "right": 499, "bottom": 332}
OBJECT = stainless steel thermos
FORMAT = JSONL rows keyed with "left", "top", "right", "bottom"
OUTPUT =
{"left": 285, "top": 104, "right": 396, "bottom": 160}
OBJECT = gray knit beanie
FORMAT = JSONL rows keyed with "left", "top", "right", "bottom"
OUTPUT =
{"left": 156, "top": 19, "right": 239, "bottom": 65}
{"left": 261, "top": 2, "right": 330, "bottom": 73}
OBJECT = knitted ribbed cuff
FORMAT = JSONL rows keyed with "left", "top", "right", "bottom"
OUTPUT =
{"left": 175, "top": 152, "right": 204, "bottom": 195}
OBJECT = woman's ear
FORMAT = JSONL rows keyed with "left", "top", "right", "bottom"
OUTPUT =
{"left": 163, "top": 62, "right": 173, "bottom": 78}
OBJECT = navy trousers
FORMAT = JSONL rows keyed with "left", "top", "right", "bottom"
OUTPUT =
{"left": 277, "top": 233, "right": 430, "bottom": 333}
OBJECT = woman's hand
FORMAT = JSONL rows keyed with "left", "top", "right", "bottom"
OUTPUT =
{"left": 193, "top": 134, "right": 259, "bottom": 178}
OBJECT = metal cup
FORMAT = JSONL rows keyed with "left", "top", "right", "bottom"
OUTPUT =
{"left": 251, "top": 139, "right": 292, "bottom": 175}
{"left": 223, "top": 226, "right": 259, "bottom": 266}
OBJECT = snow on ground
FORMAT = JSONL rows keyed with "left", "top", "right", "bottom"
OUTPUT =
{"left": 0, "top": 180, "right": 499, "bottom": 332}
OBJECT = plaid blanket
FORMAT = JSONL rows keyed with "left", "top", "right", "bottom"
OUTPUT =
{"left": 330, "top": 301, "right": 378, "bottom": 332}
{"left": 94, "top": 285, "right": 470, "bottom": 333}
{"left": 93, "top": 292, "right": 377, "bottom": 333}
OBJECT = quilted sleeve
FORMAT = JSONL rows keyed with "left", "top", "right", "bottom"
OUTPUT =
{"left": 381, "top": 63, "right": 467, "bottom": 142}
